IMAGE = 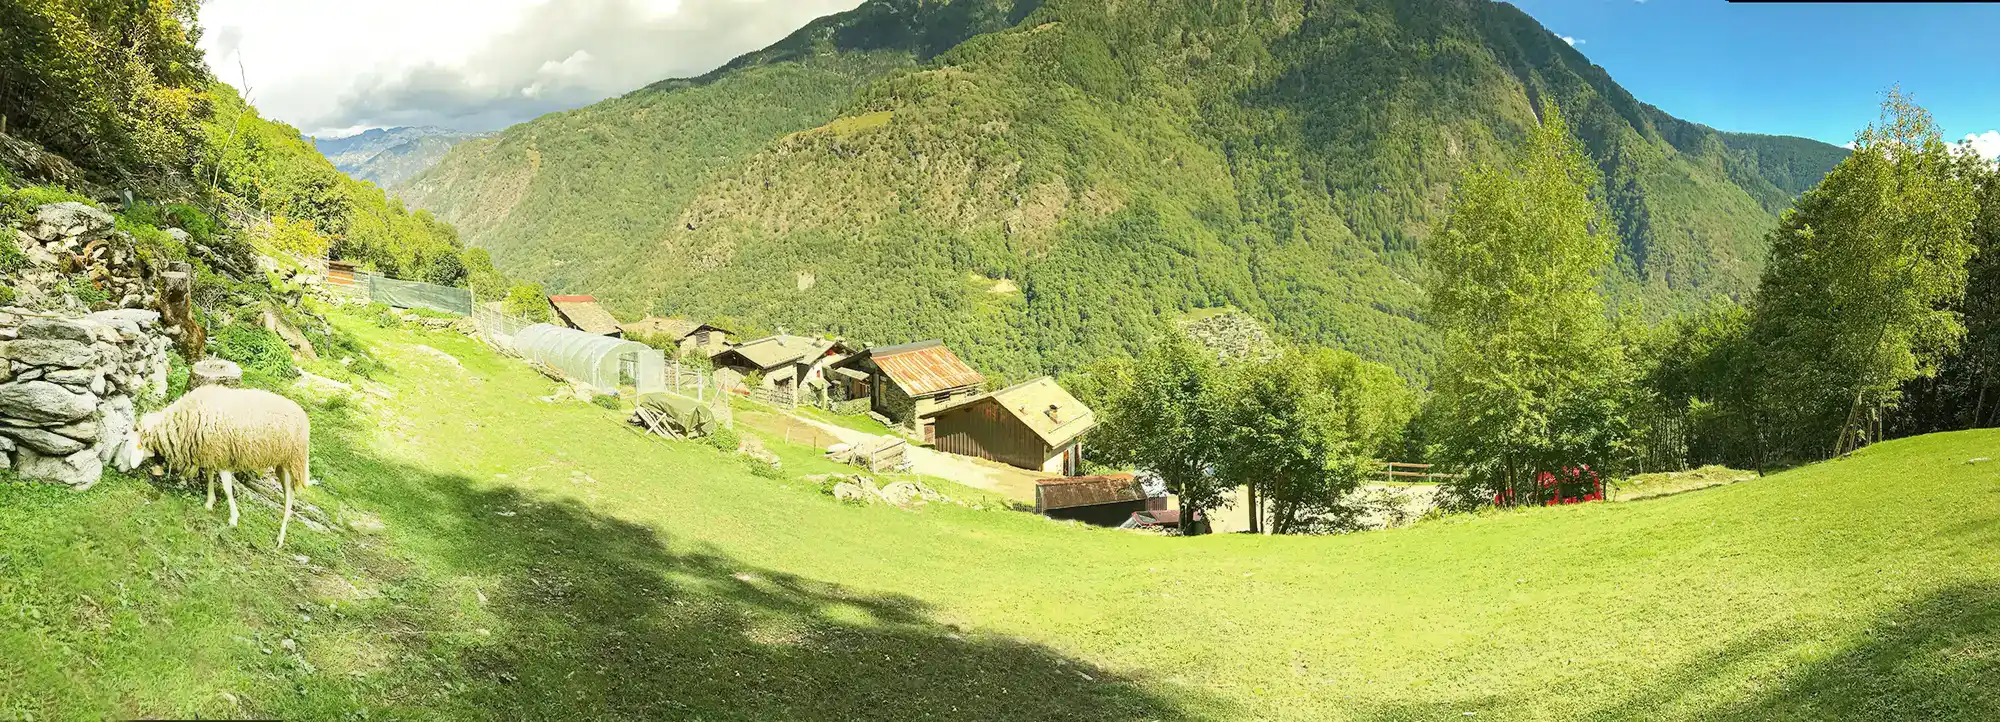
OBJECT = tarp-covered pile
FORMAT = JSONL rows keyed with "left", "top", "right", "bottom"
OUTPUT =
{"left": 635, "top": 392, "right": 717, "bottom": 438}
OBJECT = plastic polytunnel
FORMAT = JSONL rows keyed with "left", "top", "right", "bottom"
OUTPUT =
{"left": 511, "top": 324, "right": 665, "bottom": 394}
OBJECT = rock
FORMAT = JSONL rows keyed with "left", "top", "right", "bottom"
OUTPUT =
{"left": 30, "top": 202, "right": 112, "bottom": 242}
{"left": 0, "top": 338, "right": 95, "bottom": 368}
{"left": 18, "top": 318, "right": 95, "bottom": 343}
{"left": 98, "top": 396, "right": 135, "bottom": 469}
{"left": 89, "top": 309, "right": 159, "bottom": 331}
{"left": 0, "top": 358, "right": 10, "bottom": 382}
{"left": 43, "top": 368, "right": 97, "bottom": 386}
{"left": 832, "top": 482, "right": 871, "bottom": 505}
{"left": 737, "top": 434, "right": 781, "bottom": 466}
{"left": 879, "top": 481, "right": 924, "bottom": 508}
{"left": 0, "top": 381, "right": 97, "bottom": 423}
{"left": 2, "top": 426, "right": 87, "bottom": 455}
{"left": 192, "top": 358, "right": 243, "bottom": 388}
{"left": 17, "top": 446, "right": 104, "bottom": 489}
{"left": 13, "top": 368, "right": 41, "bottom": 382}
{"left": 47, "top": 418, "right": 98, "bottom": 442}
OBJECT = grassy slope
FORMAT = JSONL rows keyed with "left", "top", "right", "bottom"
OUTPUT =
{"left": 5, "top": 314, "right": 1999, "bottom": 720}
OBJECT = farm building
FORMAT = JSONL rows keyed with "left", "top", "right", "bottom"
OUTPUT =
{"left": 832, "top": 340, "right": 985, "bottom": 437}
{"left": 622, "top": 317, "right": 733, "bottom": 357}
{"left": 548, "top": 295, "right": 623, "bottom": 337}
{"left": 712, "top": 334, "right": 854, "bottom": 397}
{"left": 926, "top": 376, "right": 1093, "bottom": 473}
{"left": 1034, "top": 474, "right": 1164, "bottom": 527}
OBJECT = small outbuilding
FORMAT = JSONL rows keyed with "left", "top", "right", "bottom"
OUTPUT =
{"left": 548, "top": 295, "right": 623, "bottom": 337}
{"left": 832, "top": 340, "right": 985, "bottom": 437}
{"left": 927, "top": 376, "right": 1093, "bottom": 474}
{"left": 712, "top": 334, "right": 852, "bottom": 393}
{"left": 622, "top": 317, "right": 733, "bottom": 357}
{"left": 1034, "top": 474, "right": 1164, "bottom": 527}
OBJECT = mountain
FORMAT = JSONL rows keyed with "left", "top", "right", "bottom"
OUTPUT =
{"left": 314, "top": 127, "right": 490, "bottom": 189}
{"left": 402, "top": 0, "right": 1848, "bottom": 380}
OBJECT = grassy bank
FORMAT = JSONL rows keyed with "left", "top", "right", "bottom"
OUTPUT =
{"left": 4, "top": 311, "right": 1999, "bottom": 720}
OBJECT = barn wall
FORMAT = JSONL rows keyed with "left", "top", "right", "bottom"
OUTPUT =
{"left": 934, "top": 399, "right": 1054, "bottom": 470}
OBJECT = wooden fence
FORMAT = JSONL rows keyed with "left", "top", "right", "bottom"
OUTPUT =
{"left": 1377, "top": 462, "right": 1461, "bottom": 484}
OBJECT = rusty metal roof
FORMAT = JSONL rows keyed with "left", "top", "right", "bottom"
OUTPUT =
{"left": 871, "top": 340, "right": 984, "bottom": 396}
{"left": 1035, "top": 474, "right": 1143, "bottom": 512}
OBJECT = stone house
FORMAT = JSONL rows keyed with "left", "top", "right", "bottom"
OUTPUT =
{"left": 620, "top": 317, "right": 733, "bottom": 358}
{"left": 711, "top": 334, "right": 853, "bottom": 396}
{"left": 547, "top": 295, "right": 623, "bottom": 337}
{"left": 831, "top": 340, "right": 985, "bottom": 439}
{"left": 927, "top": 376, "right": 1094, "bottom": 474}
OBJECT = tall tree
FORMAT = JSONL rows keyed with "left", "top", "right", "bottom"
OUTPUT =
{"left": 1963, "top": 163, "right": 2000, "bottom": 428}
{"left": 1098, "top": 334, "right": 1230, "bottom": 534}
{"left": 1217, "top": 348, "right": 1416, "bottom": 533}
{"left": 1746, "top": 91, "right": 1982, "bottom": 462}
{"left": 1424, "top": 101, "right": 1632, "bottom": 507}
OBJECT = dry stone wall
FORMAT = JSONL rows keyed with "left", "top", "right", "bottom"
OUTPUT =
{"left": 0, "top": 309, "right": 171, "bottom": 488}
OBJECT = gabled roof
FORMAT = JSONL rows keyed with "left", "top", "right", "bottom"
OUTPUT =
{"left": 931, "top": 376, "right": 1095, "bottom": 447}
{"left": 867, "top": 340, "right": 984, "bottom": 396}
{"left": 1035, "top": 474, "right": 1143, "bottom": 511}
{"left": 719, "top": 334, "right": 816, "bottom": 370}
{"left": 548, "top": 295, "right": 622, "bottom": 336}
{"left": 621, "top": 316, "right": 728, "bottom": 340}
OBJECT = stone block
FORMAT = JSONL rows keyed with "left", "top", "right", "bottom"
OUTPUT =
{"left": 0, "top": 338, "right": 95, "bottom": 368}
{"left": 0, "top": 381, "right": 98, "bottom": 423}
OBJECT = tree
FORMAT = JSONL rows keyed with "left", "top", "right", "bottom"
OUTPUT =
{"left": 1097, "top": 334, "right": 1230, "bottom": 534}
{"left": 1217, "top": 348, "right": 1416, "bottom": 533}
{"left": 1424, "top": 101, "right": 1633, "bottom": 507}
{"left": 503, "top": 282, "right": 552, "bottom": 322}
{"left": 1746, "top": 90, "right": 1982, "bottom": 462}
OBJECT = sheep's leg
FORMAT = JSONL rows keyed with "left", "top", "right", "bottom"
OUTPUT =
{"left": 221, "top": 470, "right": 240, "bottom": 527}
{"left": 204, "top": 470, "right": 215, "bottom": 511}
{"left": 277, "top": 470, "right": 295, "bottom": 548}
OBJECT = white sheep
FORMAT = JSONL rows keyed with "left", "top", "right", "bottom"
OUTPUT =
{"left": 130, "top": 385, "right": 313, "bottom": 547}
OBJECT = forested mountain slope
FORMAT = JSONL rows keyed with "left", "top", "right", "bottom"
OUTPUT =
{"left": 405, "top": 0, "right": 1846, "bottom": 379}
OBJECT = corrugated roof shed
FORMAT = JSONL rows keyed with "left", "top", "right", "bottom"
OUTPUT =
{"left": 872, "top": 340, "right": 984, "bottom": 396}
{"left": 1035, "top": 474, "right": 1143, "bottom": 511}
{"left": 987, "top": 376, "right": 1095, "bottom": 447}
{"left": 548, "top": 295, "right": 623, "bottom": 336}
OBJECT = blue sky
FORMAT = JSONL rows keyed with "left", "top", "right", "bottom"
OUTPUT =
{"left": 1511, "top": 0, "right": 2000, "bottom": 156}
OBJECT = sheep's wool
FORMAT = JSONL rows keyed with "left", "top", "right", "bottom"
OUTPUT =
{"left": 139, "top": 385, "right": 309, "bottom": 486}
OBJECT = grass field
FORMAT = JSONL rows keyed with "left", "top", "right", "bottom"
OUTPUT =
{"left": 4, "top": 312, "right": 1999, "bottom": 720}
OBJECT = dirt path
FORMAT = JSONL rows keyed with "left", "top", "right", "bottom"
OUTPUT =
{"left": 777, "top": 412, "right": 1045, "bottom": 503}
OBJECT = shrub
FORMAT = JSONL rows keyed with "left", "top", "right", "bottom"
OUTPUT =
{"left": 60, "top": 278, "right": 111, "bottom": 305}
{"left": 211, "top": 324, "right": 298, "bottom": 385}
{"left": 705, "top": 425, "right": 741, "bottom": 453}
{"left": 0, "top": 234, "right": 26, "bottom": 273}
{"left": 502, "top": 283, "right": 551, "bottom": 321}
{"left": 0, "top": 284, "right": 17, "bottom": 306}
{"left": 590, "top": 393, "right": 624, "bottom": 410}
{"left": 747, "top": 458, "right": 787, "bottom": 480}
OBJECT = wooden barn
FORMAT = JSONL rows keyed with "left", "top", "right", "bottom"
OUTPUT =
{"left": 547, "top": 295, "right": 623, "bottom": 337}
{"left": 927, "top": 376, "right": 1094, "bottom": 474}
{"left": 1034, "top": 474, "right": 1164, "bottom": 527}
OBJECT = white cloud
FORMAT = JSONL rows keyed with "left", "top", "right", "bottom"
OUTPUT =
{"left": 1562, "top": 36, "right": 1585, "bottom": 46}
{"left": 199, "top": 0, "right": 864, "bottom": 136}
{"left": 1963, "top": 131, "right": 2000, "bottom": 161}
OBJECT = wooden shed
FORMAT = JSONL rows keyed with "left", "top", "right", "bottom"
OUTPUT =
{"left": 1034, "top": 474, "right": 1164, "bottom": 527}
{"left": 927, "top": 376, "right": 1093, "bottom": 474}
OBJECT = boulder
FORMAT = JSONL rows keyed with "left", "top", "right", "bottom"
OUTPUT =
{"left": 48, "top": 417, "right": 99, "bottom": 442}
{"left": 2, "top": 426, "right": 87, "bottom": 455}
{"left": 18, "top": 318, "right": 95, "bottom": 343}
{"left": 29, "top": 202, "right": 113, "bottom": 242}
{"left": 0, "top": 338, "right": 95, "bottom": 368}
{"left": 832, "top": 482, "right": 871, "bottom": 505}
{"left": 89, "top": 309, "right": 159, "bottom": 334}
{"left": 879, "top": 481, "right": 924, "bottom": 508}
{"left": 16, "top": 446, "right": 104, "bottom": 490}
{"left": 0, "top": 381, "right": 97, "bottom": 423}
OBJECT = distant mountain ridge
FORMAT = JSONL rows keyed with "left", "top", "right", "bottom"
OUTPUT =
{"left": 403, "top": 0, "right": 1848, "bottom": 380}
{"left": 313, "top": 126, "right": 491, "bottom": 189}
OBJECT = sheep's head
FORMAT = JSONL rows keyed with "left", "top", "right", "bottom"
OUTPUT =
{"left": 119, "top": 411, "right": 164, "bottom": 471}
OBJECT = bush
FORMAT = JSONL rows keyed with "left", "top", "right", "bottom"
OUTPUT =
{"left": 211, "top": 324, "right": 298, "bottom": 386}
{"left": 60, "top": 278, "right": 111, "bottom": 305}
{"left": 0, "top": 234, "right": 25, "bottom": 273}
{"left": 0, "top": 284, "right": 17, "bottom": 306}
{"left": 705, "top": 425, "right": 742, "bottom": 453}
{"left": 590, "top": 393, "right": 624, "bottom": 410}
{"left": 502, "top": 283, "right": 551, "bottom": 321}
{"left": 746, "top": 458, "right": 787, "bottom": 480}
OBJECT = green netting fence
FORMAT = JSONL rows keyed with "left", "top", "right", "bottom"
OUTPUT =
{"left": 366, "top": 275, "right": 474, "bottom": 315}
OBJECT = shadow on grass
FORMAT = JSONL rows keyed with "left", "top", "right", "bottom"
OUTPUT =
{"left": 1581, "top": 583, "right": 2000, "bottom": 721}
{"left": 292, "top": 400, "right": 1211, "bottom": 721}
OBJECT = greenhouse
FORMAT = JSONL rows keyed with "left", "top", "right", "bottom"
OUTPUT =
{"left": 511, "top": 324, "right": 666, "bottom": 394}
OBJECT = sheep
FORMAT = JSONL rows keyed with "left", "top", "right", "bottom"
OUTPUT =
{"left": 131, "top": 385, "right": 313, "bottom": 547}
